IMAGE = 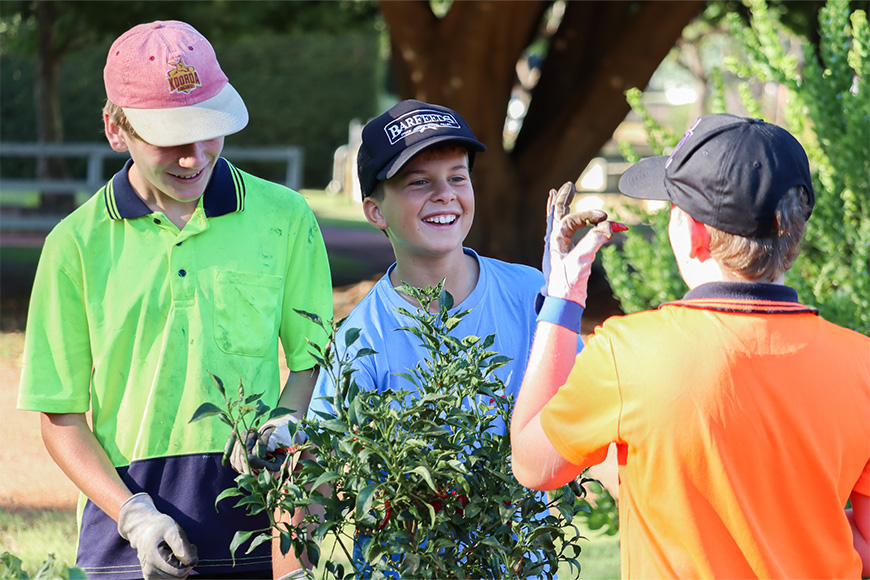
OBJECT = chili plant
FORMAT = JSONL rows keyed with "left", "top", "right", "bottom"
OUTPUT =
{"left": 194, "top": 282, "right": 596, "bottom": 578}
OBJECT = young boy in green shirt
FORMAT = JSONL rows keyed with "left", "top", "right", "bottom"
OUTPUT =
{"left": 18, "top": 20, "right": 332, "bottom": 579}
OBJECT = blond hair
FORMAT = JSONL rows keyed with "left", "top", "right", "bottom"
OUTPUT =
{"left": 103, "top": 99, "right": 142, "bottom": 141}
{"left": 706, "top": 186, "right": 811, "bottom": 281}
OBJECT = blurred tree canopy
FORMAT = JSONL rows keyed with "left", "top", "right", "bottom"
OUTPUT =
{"left": 1, "top": 0, "right": 846, "bottom": 264}
{"left": 0, "top": 0, "right": 382, "bottom": 190}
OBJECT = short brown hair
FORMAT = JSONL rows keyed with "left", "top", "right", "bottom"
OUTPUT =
{"left": 706, "top": 186, "right": 811, "bottom": 281}
{"left": 103, "top": 99, "right": 142, "bottom": 141}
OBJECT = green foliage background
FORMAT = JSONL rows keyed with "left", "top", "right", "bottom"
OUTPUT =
{"left": 0, "top": 32, "right": 380, "bottom": 188}
{"left": 603, "top": 0, "right": 869, "bottom": 335}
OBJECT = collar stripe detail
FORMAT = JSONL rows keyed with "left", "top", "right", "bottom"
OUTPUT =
{"left": 664, "top": 298, "right": 818, "bottom": 314}
{"left": 103, "top": 157, "right": 244, "bottom": 220}
{"left": 660, "top": 282, "right": 818, "bottom": 315}
{"left": 104, "top": 180, "right": 121, "bottom": 220}
{"left": 228, "top": 161, "right": 245, "bottom": 212}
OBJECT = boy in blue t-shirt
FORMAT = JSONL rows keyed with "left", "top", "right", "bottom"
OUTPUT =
{"left": 294, "top": 100, "right": 554, "bottom": 578}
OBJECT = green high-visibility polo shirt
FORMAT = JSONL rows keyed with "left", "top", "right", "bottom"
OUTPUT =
{"left": 17, "top": 158, "right": 332, "bottom": 578}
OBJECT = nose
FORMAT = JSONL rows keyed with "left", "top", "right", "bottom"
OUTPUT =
{"left": 430, "top": 178, "right": 456, "bottom": 203}
{"left": 177, "top": 142, "right": 207, "bottom": 168}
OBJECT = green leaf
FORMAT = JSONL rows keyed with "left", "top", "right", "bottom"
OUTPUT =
{"left": 355, "top": 483, "right": 379, "bottom": 519}
{"left": 344, "top": 327, "right": 362, "bottom": 348}
{"left": 312, "top": 470, "right": 341, "bottom": 491}
{"left": 410, "top": 465, "right": 438, "bottom": 493}
{"left": 229, "top": 529, "right": 257, "bottom": 561}
{"left": 294, "top": 308, "right": 323, "bottom": 327}
{"left": 209, "top": 372, "right": 226, "bottom": 397}
{"left": 189, "top": 402, "right": 223, "bottom": 423}
{"left": 245, "top": 532, "right": 273, "bottom": 554}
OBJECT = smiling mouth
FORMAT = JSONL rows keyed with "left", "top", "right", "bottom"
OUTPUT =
{"left": 424, "top": 215, "right": 457, "bottom": 225}
{"left": 169, "top": 168, "right": 204, "bottom": 181}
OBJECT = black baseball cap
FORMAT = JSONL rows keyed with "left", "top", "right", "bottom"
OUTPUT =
{"left": 357, "top": 99, "right": 486, "bottom": 198}
{"left": 618, "top": 114, "right": 814, "bottom": 238}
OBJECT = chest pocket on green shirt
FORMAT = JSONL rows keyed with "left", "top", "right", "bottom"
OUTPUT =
{"left": 213, "top": 271, "right": 282, "bottom": 356}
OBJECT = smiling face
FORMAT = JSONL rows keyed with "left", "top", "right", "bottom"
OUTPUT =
{"left": 363, "top": 144, "right": 474, "bottom": 262}
{"left": 104, "top": 112, "right": 223, "bottom": 211}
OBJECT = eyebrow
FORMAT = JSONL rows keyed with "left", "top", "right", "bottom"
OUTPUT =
{"left": 401, "top": 164, "right": 469, "bottom": 177}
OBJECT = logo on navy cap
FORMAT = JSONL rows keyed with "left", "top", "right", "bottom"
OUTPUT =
{"left": 385, "top": 109, "right": 462, "bottom": 145}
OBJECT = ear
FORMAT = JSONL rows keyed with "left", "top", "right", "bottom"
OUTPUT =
{"left": 362, "top": 197, "right": 387, "bottom": 231}
{"left": 686, "top": 213, "right": 713, "bottom": 261}
{"left": 104, "top": 114, "right": 129, "bottom": 152}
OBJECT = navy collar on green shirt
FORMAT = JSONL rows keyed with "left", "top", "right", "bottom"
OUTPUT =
{"left": 104, "top": 157, "right": 245, "bottom": 220}
{"left": 661, "top": 281, "right": 818, "bottom": 315}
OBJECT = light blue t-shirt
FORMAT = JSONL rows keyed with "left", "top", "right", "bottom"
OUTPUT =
{"left": 307, "top": 248, "right": 544, "bottom": 426}
{"left": 308, "top": 248, "right": 567, "bottom": 577}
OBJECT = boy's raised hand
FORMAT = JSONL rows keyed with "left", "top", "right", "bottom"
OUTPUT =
{"left": 542, "top": 182, "right": 575, "bottom": 289}
{"left": 544, "top": 181, "right": 618, "bottom": 306}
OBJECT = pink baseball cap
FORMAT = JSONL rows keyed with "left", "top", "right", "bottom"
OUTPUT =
{"left": 104, "top": 20, "right": 248, "bottom": 147}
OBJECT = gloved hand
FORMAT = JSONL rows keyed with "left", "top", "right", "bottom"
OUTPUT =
{"left": 541, "top": 182, "right": 576, "bottom": 295}
{"left": 117, "top": 493, "right": 198, "bottom": 579}
{"left": 230, "top": 415, "right": 305, "bottom": 475}
{"left": 545, "top": 181, "right": 619, "bottom": 306}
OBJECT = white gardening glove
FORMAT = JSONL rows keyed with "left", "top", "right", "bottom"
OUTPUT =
{"left": 545, "top": 181, "right": 621, "bottom": 306}
{"left": 230, "top": 415, "right": 305, "bottom": 475}
{"left": 541, "top": 182, "right": 576, "bottom": 295}
{"left": 117, "top": 493, "right": 198, "bottom": 579}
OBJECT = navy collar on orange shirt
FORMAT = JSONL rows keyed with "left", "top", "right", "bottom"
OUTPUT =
{"left": 103, "top": 157, "right": 246, "bottom": 220}
{"left": 661, "top": 281, "right": 818, "bottom": 315}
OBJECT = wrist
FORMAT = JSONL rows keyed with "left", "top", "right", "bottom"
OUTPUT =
{"left": 536, "top": 295, "right": 584, "bottom": 333}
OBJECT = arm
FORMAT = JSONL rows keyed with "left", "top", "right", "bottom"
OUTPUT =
{"left": 511, "top": 181, "right": 618, "bottom": 490}
{"left": 511, "top": 321, "right": 585, "bottom": 489}
{"left": 848, "top": 491, "right": 870, "bottom": 576}
{"left": 272, "top": 369, "right": 319, "bottom": 575}
{"left": 42, "top": 413, "right": 198, "bottom": 577}
{"left": 41, "top": 412, "right": 132, "bottom": 521}
{"left": 278, "top": 368, "right": 318, "bottom": 420}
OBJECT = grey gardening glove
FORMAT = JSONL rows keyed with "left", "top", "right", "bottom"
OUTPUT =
{"left": 118, "top": 493, "right": 198, "bottom": 579}
{"left": 541, "top": 181, "right": 577, "bottom": 294}
{"left": 545, "top": 182, "right": 615, "bottom": 306}
{"left": 230, "top": 415, "right": 305, "bottom": 475}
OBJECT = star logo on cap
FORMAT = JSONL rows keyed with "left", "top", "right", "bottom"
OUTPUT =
{"left": 166, "top": 57, "right": 201, "bottom": 94}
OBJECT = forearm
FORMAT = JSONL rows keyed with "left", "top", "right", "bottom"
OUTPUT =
{"left": 41, "top": 412, "right": 132, "bottom": 521}
{"left": 278, "top": 368, "right": 318, "bottom": 420}
{"left": 510, "top": 320, "right": 583, "bottom": 488}
{"left": 512, "top": 321, "right": 579, "bottom": 432}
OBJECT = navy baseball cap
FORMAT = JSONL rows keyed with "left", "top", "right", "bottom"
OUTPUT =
{"left": 618, "top": 114, "right": 814, "bottom": 238}
{"left": 357, "top": 99, "right": 486, "bottom": 198}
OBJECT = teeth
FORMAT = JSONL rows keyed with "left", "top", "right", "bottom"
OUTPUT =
{"left": 171, "top": 169, "right": 202, "bottom": 180}
{"left": 424, "top": 215, "right": 456, "bottom": 224}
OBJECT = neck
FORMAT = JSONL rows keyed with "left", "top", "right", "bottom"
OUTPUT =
{"left": 128, "top": 165, "right": 200, "bottom": 229}
{"left": 682, "top": 259, "right": 785, "bottom": 289}
{"left": 389, "top": 248, "right": 479, "bottom": 311}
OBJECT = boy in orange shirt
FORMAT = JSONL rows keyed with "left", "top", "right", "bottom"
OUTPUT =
{"left": 511, "top": 114, "right": 870, "bottom": 577}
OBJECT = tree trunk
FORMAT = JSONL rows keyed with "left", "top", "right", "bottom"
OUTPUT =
{"left": 380, "top": 0, "right": 703, "bottom": 265}
{"left": 35, "top": 0, "right": 75, "bottom": 214}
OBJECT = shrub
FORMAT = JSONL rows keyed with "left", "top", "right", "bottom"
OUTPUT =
{"left": 603, "top": 0, "right": 869, "bottom": 335}
{"left": 194, "top": 283, "right": 604, "bottom": 578}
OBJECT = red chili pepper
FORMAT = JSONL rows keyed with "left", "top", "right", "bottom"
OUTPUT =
{"left": 264, "top": 445, "right": 299, "bottom": 460}
{"left": 377, "top": 500, "right": 393, "bottom": 531}
{"left": 611, "top": 222, "right": 629, "bottom": 232}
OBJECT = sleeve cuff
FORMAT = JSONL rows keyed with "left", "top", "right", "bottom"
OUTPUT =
{"left": 536, "top": 295, "right": 584, "bottom": 333}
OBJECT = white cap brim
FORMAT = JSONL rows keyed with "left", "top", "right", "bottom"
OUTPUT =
{"left": 122, "top": 83, "right": 248, "bottom": 147}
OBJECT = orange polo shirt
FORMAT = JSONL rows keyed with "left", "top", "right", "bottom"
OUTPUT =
{"left": 541, "top": 282, "right": 870, "bottom": 578}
